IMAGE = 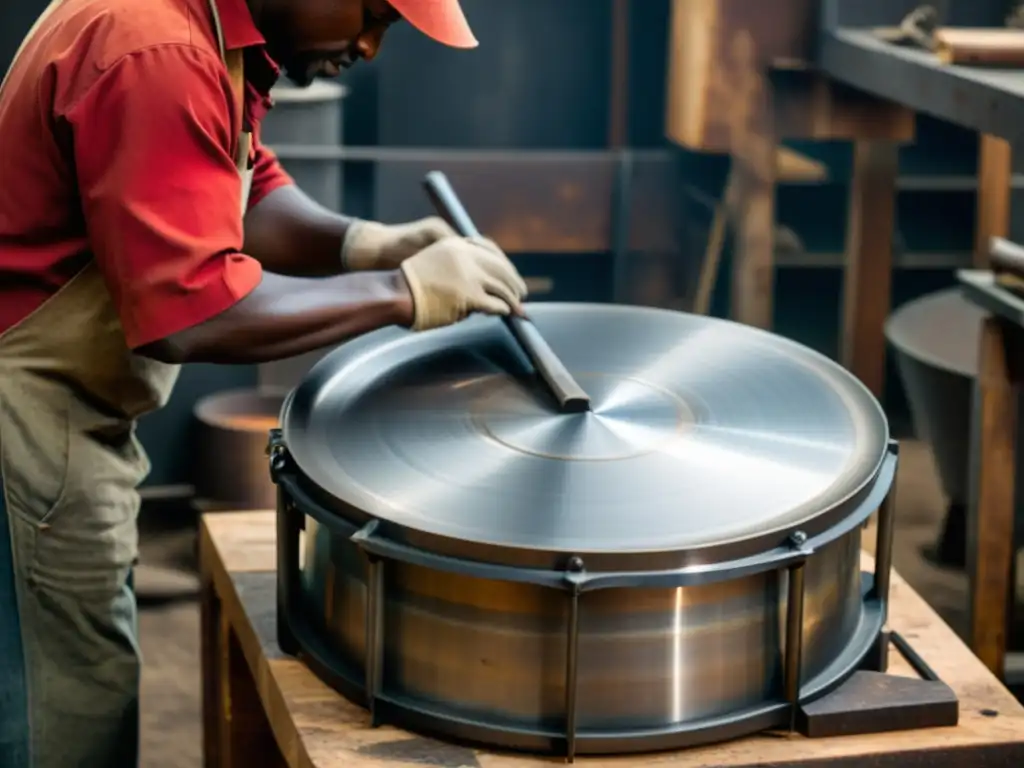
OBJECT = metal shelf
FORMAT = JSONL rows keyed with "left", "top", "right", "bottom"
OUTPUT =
{"left": 898, "top": 175, "right": 1024, "bottom": 192}
{"left": 779, "top": 250, "right": 970, "bottom": 270}
{"left": 819, "top": 28, "right": 1024, "bottom": 144}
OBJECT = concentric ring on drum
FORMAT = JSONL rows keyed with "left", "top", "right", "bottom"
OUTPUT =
{"left": 467, "top": 372, "right": 694, "bottom": 461}
{"left": 280, "top": 303, "right": 889, "bottom": 570}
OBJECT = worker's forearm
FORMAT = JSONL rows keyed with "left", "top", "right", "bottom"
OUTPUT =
{"left": 243, "top": 185, "right": 354, "bottom": 276}
{"left": 137, "top": 270, "right": 413, "bottom": 364}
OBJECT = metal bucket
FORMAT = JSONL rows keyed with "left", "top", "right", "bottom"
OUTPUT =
{"left": 260, "top": 79, "right": 346, "bottom": 210}
{"left": 192, "top": 388, "right": 283, "bottom": 509}
{"left": 885, "top": 288, "right": 1024, "bottom": 523}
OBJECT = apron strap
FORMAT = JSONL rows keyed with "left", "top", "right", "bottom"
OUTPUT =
{"left": 207, "top": 0, "right": 244, "bottom": 119}
{"left": 225, "top": 49, "right": 245, "bottom": 123}
{"left": 207, "top": 0, "right": 249, "bottom": 172}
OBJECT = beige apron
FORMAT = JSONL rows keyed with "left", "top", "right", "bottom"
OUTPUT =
{"left": 0, "top": 0, "right": 254, "bottom": 582}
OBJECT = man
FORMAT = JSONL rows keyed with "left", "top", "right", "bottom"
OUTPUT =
{"left": 0, "top": 0, "right": 526, "bottom": 765}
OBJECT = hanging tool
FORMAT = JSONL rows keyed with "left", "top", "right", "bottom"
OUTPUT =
{"left": 873, "top": 3, "right": 1024, "bottom": 67}
{"left": 422, "top": 171, "right": 591, "bottom": 414}
{"left": 874, "top": 5, "right": 942, "bottom": 50}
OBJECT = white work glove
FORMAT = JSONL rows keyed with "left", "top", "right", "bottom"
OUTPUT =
{"left": 341, "top": 217, "right": 457, "bottom": 271}
{"left": 399, "top": 236, "right": 528, "bottom": 331}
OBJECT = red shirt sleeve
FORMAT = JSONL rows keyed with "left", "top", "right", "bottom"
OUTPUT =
{"left": 248, "top": 135, "right": 294, "bottom": 210}
{"left": 67, "top": 44, "right": 263, "bottom": 349}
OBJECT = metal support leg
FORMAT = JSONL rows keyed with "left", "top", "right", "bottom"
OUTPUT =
{"left": 872, "top": 452, "right": 899, "bottom": 612}
{"left": 364, "top": 556, "right": 385, "bottom": 726}
{"left": 563, "top": 557, "right": 585, "bottom": 763}
{"left": 784, "top": 562, "right": 807, "bottom": 731}
{"left": 275, "top": 488, "right": 301, "bottom": 657}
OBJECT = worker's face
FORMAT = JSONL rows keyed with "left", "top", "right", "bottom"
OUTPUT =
{"left": 261, "top": 0, "right": 399, "bottom": 87}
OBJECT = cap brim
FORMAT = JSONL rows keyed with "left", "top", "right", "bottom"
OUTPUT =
{"left": 389, "top": 0, "right": 478, "bottom": 49}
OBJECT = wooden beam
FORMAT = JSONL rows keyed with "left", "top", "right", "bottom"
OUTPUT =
{"left": 776, "top": 146, "right": 827, "bottom": 182}
{"left": 967, "top": 317, "right": 1020, "bottom": 676}
{"left": 841, "top": 142, "right": 899, "bottom": 397}
{"left": 723, "top": 29, "right": 777, "bottom": 329}
{"left": 665, "top": 0, "right": 914, "bottom": 151}
{"left": 975, "top": 135, "right": 1012, "bottom": 268}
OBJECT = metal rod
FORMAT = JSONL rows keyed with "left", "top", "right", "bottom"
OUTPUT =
{"left": 608, "top": 0, "right": 630, "bottom": 148}
{"left": 364, "top": 557, "right": 385, "bottom": 725}
{"left": 890, "top": 630, "right": 940, "bottom": 682}
{"left": 268, "top": 144, "right": 674, "bottom": 162}
{"left": 609, "top": 151, "right": 633, "bottom": 303}
{"left": 990, "top": 236, "right": 1024, "bottom": 279}
{"left": 422, "top": 171, "right": 591, "bottom": 414}
{"left": 274, "top": 486, "right": 301, "bottom": 656}
{"left": 872, "top": 484, "right": 898, "bottom": 608}
{"left": 564, "top": 586, "right": 582, "bottom": 762}
{"left": 783, "top": 563, "right": 807, "bottom": 731}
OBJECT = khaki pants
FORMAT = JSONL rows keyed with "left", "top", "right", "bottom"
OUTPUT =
{"left": 0, "top": 478, "right": 140, "bottom": 767}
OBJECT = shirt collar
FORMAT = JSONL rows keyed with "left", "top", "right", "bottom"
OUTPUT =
{"left": 210, "top": 0, "right": 265, "bottom": 50}
{"left": 207, "top": 0, "right": 280, "bottom": 101}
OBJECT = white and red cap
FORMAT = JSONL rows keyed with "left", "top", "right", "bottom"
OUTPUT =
{"left": 388, "top": 0, "right": 478, "bottom": 49}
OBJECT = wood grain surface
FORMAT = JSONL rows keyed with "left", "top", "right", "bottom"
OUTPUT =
{"left": 936, "top": 29, "right": 1024, "bottom": 66}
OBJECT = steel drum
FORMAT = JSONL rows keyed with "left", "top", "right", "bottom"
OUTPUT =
{"left": 270, "top": 303, "right": 898, "bottom": 758}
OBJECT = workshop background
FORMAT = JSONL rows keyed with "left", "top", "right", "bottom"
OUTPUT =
{"left": 2, "top": 0, "right": 1021, "bottom": 765}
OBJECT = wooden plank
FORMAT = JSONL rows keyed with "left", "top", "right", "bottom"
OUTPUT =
{"left": 201, "top": 523, "right": 289, "bottom": 768}
{"left": 967, "top": 316, "right": 1020, "bottom": 675}
{"left": 219, "top": 612, "right": 288, "bottom": 767}
{"left": 723, "top": 25, "right": 777, "bottom": 330}
{"left": 205, "top": 510, "right": 279, "bottom": 573}
{"left": 935, "top": 29, "right": 1024, "bottom": 67}
{"left": 841, "top": 141, "right": 899, "bottom": 397}
{"left": 974, "top": 136, "right": 1012, "bottom": 268}
{"left": 200, "top": 511, "right": 1024, "bottom": 768}
{"left": 776, "top": 147, "right": 827, "bottom": 183}
{"left": 665, "top": 0, "right": 716, "bottom": 151}
{"left": 200, "top": 570, "right": 223, "bottom": 768}
{"left": 665, "top": 1, "right": 914, "bottom": 150}
{"left": 730, "top": 141, "right": 777, "bottom": 329}
{"left": 771, "top": 74, "right": 915, "bottom": 143}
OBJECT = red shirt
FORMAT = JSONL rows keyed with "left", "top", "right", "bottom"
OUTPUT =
{"left": 0, "top": 0, "right": 294, "bottom": 348}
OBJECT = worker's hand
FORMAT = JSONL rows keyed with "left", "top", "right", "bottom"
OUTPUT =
{"left": 399, "top": 236, "right": 528, "bottom": 331}
{"left": 341, "top": 217, "right": 457, "bottom": 271}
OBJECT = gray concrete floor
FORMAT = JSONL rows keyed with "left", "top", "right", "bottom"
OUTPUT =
{"left": 135, "top": 440, "right": 1021, "bottom": 767}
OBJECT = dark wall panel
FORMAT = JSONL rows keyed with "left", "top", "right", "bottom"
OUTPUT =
{"left": 376, "top": 0, "right": 614, "bottom": 148}
{"left": 0, "top": 1, "right": 45, "bottom": 72}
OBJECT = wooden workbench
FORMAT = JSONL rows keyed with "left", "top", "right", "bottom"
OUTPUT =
{"left": 957, "top": 270, "right": 1023, "bottom": 681}
{"left": 199, "top": 511, "right": 1024, "bottom": 767}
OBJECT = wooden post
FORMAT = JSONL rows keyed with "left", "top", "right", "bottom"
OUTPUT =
{"left": 965, "top": 135, "right": 1014, "bottom": 678}
{"left": 975, "top": 135, "right": 1012, "bottom": 268}
{"left": 967, "top": 317, "right": 1019, "bottom": 676}
{"left": 201, "top": 551, "right": 286, "bottom": 766}
{"left": 722, "top": 29, "right": 778, "bottom": 330}
{"left": 730, "top": 141, "right": 778, "bottom": 329}
{"left": 201, "top": 571, "right": 224, "bottom": 767}
{"left": 840, "top": 142, "right": 899, "bottom": 398}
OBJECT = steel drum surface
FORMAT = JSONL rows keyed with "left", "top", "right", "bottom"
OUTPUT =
{"left": 280, "top": 303, "right": 890, "bottom": 746}
{"left": 282, "top": 303, "right": 888, "bottom": 565}
{"left": 299, "top": 518, "right": 864, "bottom": 730}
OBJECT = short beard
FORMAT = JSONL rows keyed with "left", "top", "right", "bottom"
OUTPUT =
{"left": 280, "top": 50, "right": 359, "bottom": 87}
{"left": 282, "top": 62, "right": 315, "bottom": 88}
